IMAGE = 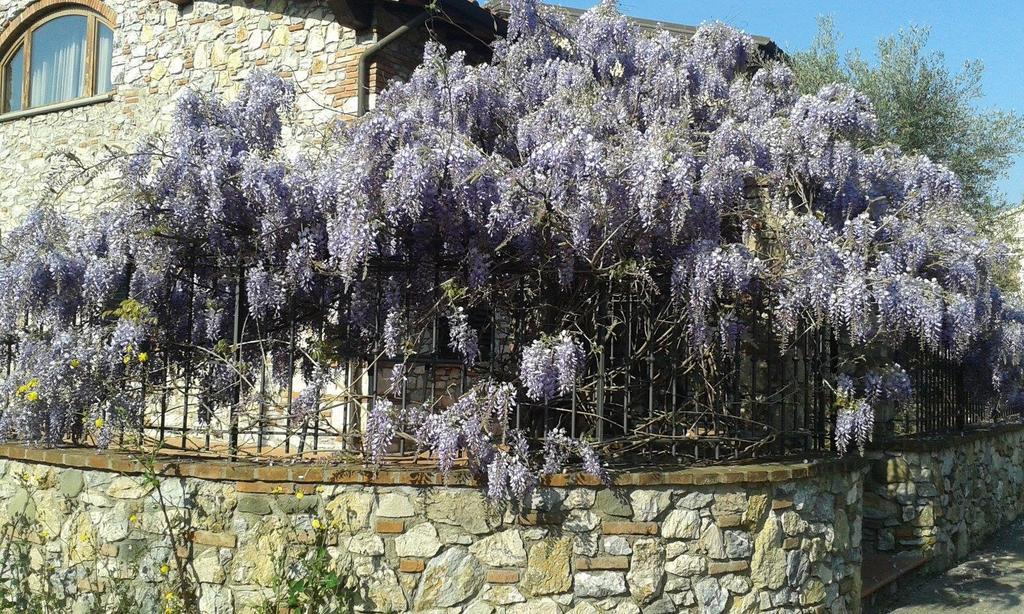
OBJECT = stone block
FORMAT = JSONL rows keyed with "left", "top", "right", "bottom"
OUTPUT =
{"left": 413, "top": 546, "right": 484, "bottom": 609}
{"left": 470, "top": 529, "right": 527, "bottom": 567}
{"left": 522, "top": 537, "right": 572, "bottom": 596}
{"left": 236, "top": 495, "right": 271, "bottom": 515}
{"left": 396, "top": 522, "right": 441, "bottom": 558}
{"left": 191, "top": 530, "right": 236, "bottom": 549}
{"left": 661, "top": 509, "right": 700, "bottom": 539}
{"left": 594, "top": 489, "right": 633, "bottom": 518}
{"left": 574, "top": 571, "right": 627, "bottom": 598}
{"left": 377, "top": 492, "right": 415, "bottom": 517}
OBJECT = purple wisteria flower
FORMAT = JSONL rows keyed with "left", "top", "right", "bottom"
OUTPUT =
{"left": 520, "top": 331, "right": 585, "bottom": 402}
{"left": 0, "top": 0, "right": 1020, "bottom": 502}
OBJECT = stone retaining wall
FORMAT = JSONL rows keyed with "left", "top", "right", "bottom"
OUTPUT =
{"left": 0, "top": 447, "right": 865, "bottom": 613}
{"left": 863, "top": 424, "right": 1024, "bottom": 571}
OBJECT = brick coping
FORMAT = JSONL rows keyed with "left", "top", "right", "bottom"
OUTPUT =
{"left": 870, "top": 422, "right": 1024, "bottom": 454}
{"left": 0, "top": 443, "right": 866, "bottom": 488}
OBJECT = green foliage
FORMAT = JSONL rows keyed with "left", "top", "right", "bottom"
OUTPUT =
{"left": 257, "top": 526, "right": 358, "bottom": 614}
{"left": 102, "top": 298, "right": 157, "bottom": 325}
{"left": 791, "top": 16, "right": 1024, "bottom": 219}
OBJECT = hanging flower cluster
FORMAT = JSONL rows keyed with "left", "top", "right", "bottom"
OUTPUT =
{"left": 0, "top": 0, "right": 1021, "bottom": 498}
{"left": 520, "top": 332, "right": 585, "bottom": 402}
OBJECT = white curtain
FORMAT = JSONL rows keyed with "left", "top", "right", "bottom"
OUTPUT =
{"left": 29, "top": 18, "right": 86, "bottom": 108}
{"left": 96, "top": 26, "right": 113, "bottom": 95}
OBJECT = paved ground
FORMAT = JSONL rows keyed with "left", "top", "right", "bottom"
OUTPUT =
{"left": 882, "top": 518, "right": 1024, "bottom": 613}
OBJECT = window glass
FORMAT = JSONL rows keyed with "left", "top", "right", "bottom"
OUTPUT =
{"left": 96, "top": 23, "right": 113, "bottom": 95}
{"left": 29, "top": 15, "right": 88, "bottom": 108}
{"left": 3, "top": 46, "right": 23, "bottom": 113}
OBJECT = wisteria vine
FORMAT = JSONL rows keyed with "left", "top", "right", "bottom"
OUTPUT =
{"left": 0, "top": 0, "right": 1021, "bottom": 500}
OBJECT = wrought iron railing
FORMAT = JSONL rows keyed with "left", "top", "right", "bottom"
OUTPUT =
{"left": 0, "top": 266, "right": 1007, "bottom": 465}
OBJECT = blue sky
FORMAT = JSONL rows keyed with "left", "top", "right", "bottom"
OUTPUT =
{"left": 555, "top": 1, "right": 1024, "bottom": 204}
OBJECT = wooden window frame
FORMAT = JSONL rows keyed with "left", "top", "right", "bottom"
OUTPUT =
{"left": 0, "top": 8, "right": 114, "bottom": 115}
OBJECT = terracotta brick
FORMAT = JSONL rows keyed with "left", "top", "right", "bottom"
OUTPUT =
{"left": 376, "top": 519, "right": 404, "bottom": 534}
{"left": 721, "top": 471, "right": 749, "bottom": 484}
{"left": 236, "top": 481, "right": 287, "bottom": 494}
{"left": 745, "top": 470, "right": 769, "bottom": 482}
{"left": 634, "top": 472, "right": 664, "bottom": 486}
{"left": 543, "top": 474, "right": 569, "bottom": 487}
{"left": 191, "top": 530, "right": 237, "bottom": 549}
{"left": 602, "top": 521, "right": 658, "bottom": 535}
{"left": 222, "top": 464, "right": 258, "bottom": 481}
{"left": 709, "top": 560, "right": 749, "bottom": 575}
{"left": 398, "top": 558, "right": 425, "bottom": 573}
{"left": 575, "top": 556, "right": 629, "bottom": 571}
{"left": 189, "top": 463, "right": 225, "bottom": 480}
{"left": 691, "top": 471, "right": 721, "bottom": 486}
{"left": 574, "top": 474, "right": 603, "bottom": 487}
{"left": 662, "top": 472, "right": 695, "bottom": 486}
{"left": 485, "top": 569, "right": 520, "bottom": 584}
{"left": 252, "top": 465, "right": 290, "bottom": 482}
{"left": 293, "top": 483, "right": 318, "bottom": 495}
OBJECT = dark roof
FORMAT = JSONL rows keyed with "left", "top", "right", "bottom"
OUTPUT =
{"left": 483, "top": 1, "right": 782, "bottom": 58}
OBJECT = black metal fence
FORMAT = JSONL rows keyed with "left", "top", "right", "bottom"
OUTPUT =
{"left": 889, "top": 348, "right": 998, "bottom": 437}
{"left": 1, "top": 269, "right": 1008, "bottom": 465}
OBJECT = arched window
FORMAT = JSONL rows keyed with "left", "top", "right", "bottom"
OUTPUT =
{"left": 1, "top": 6, "right": 115, "bottom": 114}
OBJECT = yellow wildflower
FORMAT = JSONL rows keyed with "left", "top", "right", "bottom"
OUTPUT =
{"left": 138, "top": 352, "right": 149, "bottom": 363}
{"left": 25, "top": 391, "right": 39, "bottom": 402}
{"left": 123, "top": 355, "right": 131, "bottom": 365}
{"left": 294, "top": 491, "right": 304, "bottom": 500}
{"left": 164, "top": 591, "right": 175, "bottom": 601}
{"left": 95, "top": 418, "right": 105, "bottom": 429}
{"left": 129, "top": 514, "right": 138, "bottom": 523}
{"left": 70, "top": 358, "right": 80, "bottom": 369}
{"left": 27, "top": 378, "right": 38, "bottom": 388}
{"left": 311, "top": 518, "right": 322, "bottom": 530}
{"left": 160, "top": 564, "right": 170, "bottom": 575}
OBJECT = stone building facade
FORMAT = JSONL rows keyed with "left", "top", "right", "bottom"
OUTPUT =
{"left": 0, "top": 0, "right": 494, "bottom": 227}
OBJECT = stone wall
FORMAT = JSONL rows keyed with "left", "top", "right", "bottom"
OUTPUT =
{"left": 0, "top": 446, "right": 865, "bottom": 613}
{"left": 863, "top": 424, "right": 1024, "bottom": 571}
{"left": 0, "top": 0, "right": 428, "bottom": 227}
